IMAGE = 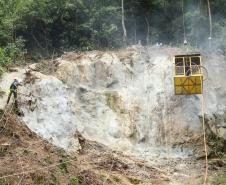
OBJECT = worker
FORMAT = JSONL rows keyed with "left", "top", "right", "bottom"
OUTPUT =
{"left": 7, "top": 78, "right": 22, "bottom": 105}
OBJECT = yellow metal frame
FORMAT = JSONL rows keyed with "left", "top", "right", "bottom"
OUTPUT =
{"left": 174, "top": 54, "right": 203, "bottom": 95}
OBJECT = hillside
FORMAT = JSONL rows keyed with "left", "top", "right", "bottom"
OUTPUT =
{"left": 0, "top": 46, "right": 226, "bottom": 184}
{"left": 0, "top": 105, "right": 171, "bottom": 185}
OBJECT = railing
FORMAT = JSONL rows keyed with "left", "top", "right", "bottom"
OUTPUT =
{"left": 175, "top": 65, "right": 202, "bottom": 76}
{"left": 191, "top": 65, "right": 202, "bottom": 75}
{"left": 175, "top": 66, "right": 184, "bottom": 75}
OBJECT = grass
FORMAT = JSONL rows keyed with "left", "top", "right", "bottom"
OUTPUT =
{"left": 57, "top": 149, "right": 70, "bottom": 173}
{"left": 0, "top": 178, "right": 8, "bottom": 185}
{"left": 213, "top": 173, "right": 226, "bottom": 185}
{"left": 44, "top": 155, "right": 53, "bottom": 164}
{"left": 70, "top": 176, "right": 79, "bottom": 185}
{"left": 0, "top": 147, "right": 8, "bottom": 157}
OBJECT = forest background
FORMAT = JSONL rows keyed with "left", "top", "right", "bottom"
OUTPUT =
{"left": 0, "top": 0, "right": 225, "bottom": 69}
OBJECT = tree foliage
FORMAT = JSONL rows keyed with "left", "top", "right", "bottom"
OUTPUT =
{"left": 0, "top": 0, "right": 225, "bottom": 59}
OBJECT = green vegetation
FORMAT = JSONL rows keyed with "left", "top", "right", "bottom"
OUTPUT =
{"left": 0, "top": 38, "right": 25, "bottom": 75}
{"left": 213, "top": 173, "right": 226, "bottom": 185}
{"left": 105, "top": 92, "right": 126, "bottom": 114}
{"left": 57, "top": 149, "right": 70, "bottom": 173}
{"left": 0, "top": 0, "right": 225, "bottom": 65}
{"left": 59, "top": 159, "right": 69, "bottom": 174}
{"left": 105, "top": 92, "right": 118, "bottom": 112}
{"left": 209, "top": 135, "right": 225, "bottom": 159}
{"left": 70, "top": 176, "right": 79, "bottom": 185}
{"left": 0, "top": 178, "right": 8, "bottom": 185}
{"left": 0, "top": 147, "right": 8, "bottom": 157}
{"left": 0, "top": 109, "right": 4, "bottom": 118}
{"left": 44, "top": 155, "right": 53, "bottom": 164}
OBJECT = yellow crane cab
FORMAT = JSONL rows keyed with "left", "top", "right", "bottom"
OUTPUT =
{"left": 174, "top": 53, "right": 203, "bottom": 95}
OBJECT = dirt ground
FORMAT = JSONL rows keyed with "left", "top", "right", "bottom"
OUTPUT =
{"left": 0, "top": 107, "right": 170, "bottom": 185}
{"left": 0, "top": 106, "right": 225, "bottom": 185}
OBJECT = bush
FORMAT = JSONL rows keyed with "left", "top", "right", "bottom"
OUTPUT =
{"left": 4, "top": 37, "right": 25, "bottom": 63}
{"left": 209, "top": 136, "right": 225, "bottom": 159}
{"left": 0, "top": 37, "right": 25, "bottom": 75}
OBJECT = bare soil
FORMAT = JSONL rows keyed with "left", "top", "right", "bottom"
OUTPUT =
{"left": 0, "top": 107, "right": 171, "bottom": 185}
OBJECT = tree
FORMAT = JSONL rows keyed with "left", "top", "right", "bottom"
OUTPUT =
{"left": 0, "top": 0, "right": 226, "bottom": 57}
{"left": 207, "top": 0, "right": 212, "bottom": 39}
{"left": 121, "top": 0, "right": 127, "bottom": 44}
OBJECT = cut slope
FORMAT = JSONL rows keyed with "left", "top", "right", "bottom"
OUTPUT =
{"left": 0, "top": 107, "right": 169, "bottom": 185}
{"left": 1, "top": 46, "right": 226, "bottom": 158}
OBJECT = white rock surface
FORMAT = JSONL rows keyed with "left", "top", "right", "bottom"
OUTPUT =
{"left": 1, "top": 46, "right": 226, "bottom": 157}
{"left": 21, "top": 73, "right": 80, "bottom": 152}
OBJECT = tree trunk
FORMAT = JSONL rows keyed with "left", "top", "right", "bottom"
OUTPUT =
{"left": 207, "top": 0, "right": 212, "bottom": 39}
{"left": 144, "top": 15, "right": 150, "bottom": 45}
{"left": 11, "top": 23, "right": 14, "bottom": 43}
{"left": 121, "top": 0, "right": 127, "bottom": 44}
{"left": 134, "top": 18, "right": 137, "bottom": 44}
{"left": 182, "top": 0, "right": 186, "bottom": 41}
{"left": 75, "top": 9, "right": 77, "bottom": 32}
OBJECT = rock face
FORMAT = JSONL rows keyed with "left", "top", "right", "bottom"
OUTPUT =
{"left": 21, "top": 73, "right": 80, "bottom": 152}
{"left": 1, "top": 46, "right": 226, "bottom": 157}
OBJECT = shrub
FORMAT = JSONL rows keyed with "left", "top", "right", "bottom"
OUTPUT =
{"left": 0, "top": 37, "right": 25, "bottom": 75}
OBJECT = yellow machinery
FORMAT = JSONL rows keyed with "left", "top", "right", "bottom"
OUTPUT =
{"left": 174, "top": 53, "right": 203, "bottom": 95}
